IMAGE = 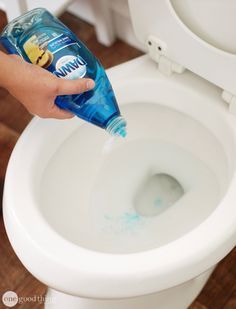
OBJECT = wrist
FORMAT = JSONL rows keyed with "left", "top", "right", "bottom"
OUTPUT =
{"left": 0, "top": 51, "right": 19, "bottom": 90}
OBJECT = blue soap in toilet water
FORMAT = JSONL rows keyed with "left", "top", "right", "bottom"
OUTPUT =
{"left": 0, "top": 8, "right": 127, "bottom": 137}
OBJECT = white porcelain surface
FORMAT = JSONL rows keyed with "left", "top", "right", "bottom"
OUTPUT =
{"left": 45, "top": 268, "right": 213, "bottom": 309}
{"left": 3, "top": 56, "right": 236, "bottom": 304}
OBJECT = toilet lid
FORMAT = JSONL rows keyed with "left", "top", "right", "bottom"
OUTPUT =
{"left": 128, "top": 0, "right": 236, "bottom": 96}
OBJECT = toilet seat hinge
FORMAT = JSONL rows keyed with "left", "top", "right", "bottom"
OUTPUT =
{"left": 222, "top": 90, "right": 236, "bottom": 114}
{"left": 146, "top": 35, "right": 185, "bottom": 76}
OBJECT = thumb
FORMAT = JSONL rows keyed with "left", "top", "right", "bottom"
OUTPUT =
{"left": 56, "top": 78, "right": 95, "bottom": 96}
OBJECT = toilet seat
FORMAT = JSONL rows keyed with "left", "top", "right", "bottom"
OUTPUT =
{"left": 4, "top": 56, "right": 236, "bottom": 298}
{"left": 129, "top": 0, "right": 236, "bottom": 106}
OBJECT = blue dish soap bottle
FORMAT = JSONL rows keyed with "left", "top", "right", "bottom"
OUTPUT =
{"left": 0, "top": 8, "right": 127, "bottom": 137}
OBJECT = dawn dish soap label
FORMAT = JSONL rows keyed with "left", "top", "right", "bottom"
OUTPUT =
{"left": 23, "top": 32, "right": 87, "bottom": 80}
{"left": 54, "top": 55, "right": 87, "bottom": 79}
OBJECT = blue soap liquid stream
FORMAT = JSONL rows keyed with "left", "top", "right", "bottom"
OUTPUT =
{"left": 0, "top": 8, "right": 127, "bottom": 137}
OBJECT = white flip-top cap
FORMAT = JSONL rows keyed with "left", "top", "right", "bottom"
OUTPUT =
{"left": 128, "top": 0, "right": 236, "bottom": 96}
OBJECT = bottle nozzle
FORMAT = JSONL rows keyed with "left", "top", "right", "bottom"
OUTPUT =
{"left": 106, "top": 116, "right": 127, "bottom": 138}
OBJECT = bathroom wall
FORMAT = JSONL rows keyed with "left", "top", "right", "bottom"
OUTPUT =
{"left": 0, "top": 0, "right": 144, "bottom": 50}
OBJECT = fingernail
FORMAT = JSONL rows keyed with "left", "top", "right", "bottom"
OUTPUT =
{"left": 86, "top": 79, "right": 95, "bottom": 90}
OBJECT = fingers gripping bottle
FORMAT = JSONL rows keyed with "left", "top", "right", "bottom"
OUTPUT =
{"left": 0, "top": 8, "right": 127, "bottom": 137}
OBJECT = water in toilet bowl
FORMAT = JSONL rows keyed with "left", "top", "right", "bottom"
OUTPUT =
{"left": 88, "top": 139, "right": 219, "bottom": 248}
{"left": 134, "top": 173, "right": 184, "bottom": 217}
{"left": 91, "top": 136, "right": 184, "bottom": 220}
{"left": 39, "top": 103, "right": 227, "bottom": 254}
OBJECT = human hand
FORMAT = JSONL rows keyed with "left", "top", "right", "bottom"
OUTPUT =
{"left": 1, "top": 54, "right": 95, "bottom": 119}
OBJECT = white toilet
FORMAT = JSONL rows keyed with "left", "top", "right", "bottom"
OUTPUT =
{"left": 3, "top": 1, "right": 236, "bottom": 308}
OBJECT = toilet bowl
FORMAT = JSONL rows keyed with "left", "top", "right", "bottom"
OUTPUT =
{"left": 3, "top": 1, "right": 236, "bottom": 308}
{"left": 3, "top": 56, "right": 236, "bottom": 308}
